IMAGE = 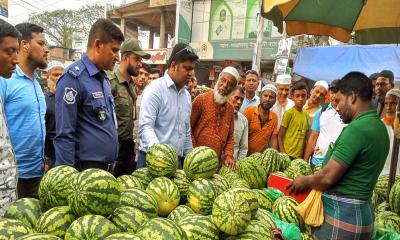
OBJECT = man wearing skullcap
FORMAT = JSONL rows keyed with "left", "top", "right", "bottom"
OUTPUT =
{"left": 272, "top": 74, "right": 294, "bottom": 128}
{"left": 191, "top": 66, "right": 239, "bottom": 169}
{"left": 303, "top": 80, "right": 328, "bottom": 123}
{"left": 243, "top": 84, "right": 279, "bottom": 155}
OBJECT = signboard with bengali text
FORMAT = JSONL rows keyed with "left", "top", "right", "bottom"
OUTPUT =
{"left": 142, "top": 48, "right": 168, "bottom": 65}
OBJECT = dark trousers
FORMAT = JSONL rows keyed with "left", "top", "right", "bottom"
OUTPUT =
{"left": 17, "top": 177, "right": 41, "bottom": 199}
{"left": 75, "top": 161, "right": 115, "bottom": 173}
{"left": 114, "top": 139, "right": 136, "bottom": 177}
{"left": 136, "top": 150, "right": 183, "bottom": 170}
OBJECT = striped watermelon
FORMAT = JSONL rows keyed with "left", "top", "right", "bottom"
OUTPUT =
{"left": 120, "top": 188, "right": 159, "bottom": 218}
{"left": 35, "top": 206, "right": 77, "bottom": 238}
{"left": 211, "top": 188, "right": 253, "bottom": 235}
{"left": 249, "top": 152, "right": 262, "bottom": 161}
{"left": 389, "top": 180, "right": 400, "bottom": 215}
{"left": 210, "top": 174, "right": 230, "bottom": 196}
{"left": 64, "top": 215, "right": 118, "bottom": 240}
{"left": 284, "top": 159, "right": 313, "bottom": 179}
{"left": 301, "top": 232, "right": 313, "bottom": 240}
{"left": 313, "top": 162, "right": 323, "bottom": 173}
{"left": 224, "top": 220, "right": 274, "bottom": 240}
{"left": 219, "top": 165, "right": 235, "bottom": 177}
{"left": 117, "top": 175, "right": 144, "bottom": 191}
{"left": 67, "top": 168, "right": 121, "bottom": 216}
{"left": 0, "top": 218, "right": 31, "bottom": 239}
{"left": 255, "top": 208, "right": 277, "bottom": 229}
{"left": 375, "top": 175, "right": 400, "bottom": 204}
{"left": 146, "top": 144, "right": 178, "bottom": 178}
{"left": 171, "top": 170, "right": 191, "bottom": 201}
{"left": 179, "top": 214, "right": 219, "bottom": 240}
{"left": 131, "top": 167, "right": 154, "bottom": 188}
{"left": 230, "top": 188, "right": 259, "bottom": 218}
{"left": 253, "top": 189, "right": 274, "bottom": 211}
{"left": 230, "top": 178, "right": 250, "bottom": 189}
{"left": 184, "top": 146, "right": 218, "bottom": 180}
{"left": 105, "top": 233, "right": 144, "bottom": 240}
{"left": 16, "top": 233, "right": 61, "bottom": 239}
{"left": 224, "top": 172, "right": 240, "bottom": 182}
{"left": 237, "top": 158, "right": 267, "bottom": 189}
{"left": 3, "top": 198, "right": 41, "bottom": 229}
{"left": 38, "top": 165, "right": 78, "bottom": 210}
{"left": 259, "top": 148, "right": 280, "bottom": 174}
{"left": 375, "top": 211, "right": 400, "bottom": 234}
{"left": 110, "top": 206, "right": 148, "bottom": 233}
{"left": 278, "top": 153, "right": 291, "bottom": 171}
{"left": 146, "top": 177, "right": 180, "bottom": 217}
{"left": 187, "top": 178, "right": 216, "bottom": 215}
{"left": 136, "top": 218, "right": 187, "bottom": 240}
{"left": 167, "top": 205, "right": 195, "bottom": 223}
{"left": 272, "top": 196, "right": 303, "bottom": 226}
{"left": 375, "top": 202, "right": 389, "bottom": 214}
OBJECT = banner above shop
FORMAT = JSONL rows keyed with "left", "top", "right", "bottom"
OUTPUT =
{"left": 142, "top": 48, "right": 168, "bottom": 65}
{"left": 0, "top": 0, "right": 8, "bottom": 17}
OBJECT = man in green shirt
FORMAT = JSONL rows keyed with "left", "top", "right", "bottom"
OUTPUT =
{"left": 288, "top": 72, "right": 389, "bottom": 240}
{"left": 108, "top": 38, "right": 150, "bottom": 177}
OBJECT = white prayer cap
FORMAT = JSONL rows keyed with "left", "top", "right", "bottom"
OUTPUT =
{"left": 314, "top": 80, "right": 329, "bottom": 91}
{"left": 220, "top": 66, "right": 240, "bottom": 81}
{"left": 46, "top": 60, "right": 65, "bottom": 71}
{"left": 261, "top": 84, "right": 277, "bottom": 95}
{"left": 276, "top": 74, "right": 291, "bottom": 85}
{"left": 386, "top": 89, "right": 400, "bottom": 98}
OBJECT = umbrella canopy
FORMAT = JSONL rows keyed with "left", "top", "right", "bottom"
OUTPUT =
{"left": 262, "top": 0, "right": 400, "bottom": 44}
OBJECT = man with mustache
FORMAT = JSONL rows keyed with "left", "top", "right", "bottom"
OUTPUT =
{"left": 191, "top": 66, "right": 239, "bottom": 169}
{"left": 303, "top": 80, "right": 328, "bottom": 123}
{"left": 54, "top": 19, "right": 124, "bottom": 172}
{"left": 0, "top": 22, "right": 49, "bottom": 198}
{"left": 108, "top": 38, "right": 150, "bottom": 176}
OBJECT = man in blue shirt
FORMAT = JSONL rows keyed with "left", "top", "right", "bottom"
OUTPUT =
{"left": 54, "top": 19, "right": 124, "bottom": 172}
{"left": 137, "top": 43, "right": 199, "bottom": 168}
{"left": 240, "top": 70, "right": 260, "bottom": 112}
{"left": 0, "top": 22, "right": 48, "bottom": 198}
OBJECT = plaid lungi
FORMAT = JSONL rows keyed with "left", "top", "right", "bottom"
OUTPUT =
{"left": 313, "top": 193, "right": 374, "bottom": 240}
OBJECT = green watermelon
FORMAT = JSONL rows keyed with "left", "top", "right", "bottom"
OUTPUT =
{"left": 146, "top": 144, "right": 178, "bottom": 178}
{"left": 136, "top": 218, "right": 187, "bottom": 240}
{"left": 237, "top": 158, "right": 267, "bottom": 189}
{"left": 301, "top": 232, "right": 313, "bottom": 240}
{"left": 171, "top": 170, "right": 191, "bottom": 201}
{"left": 211, "top": 188, "right": 253, "bottom": 235}
{"left": 389, "top": 180, "right": 400, "bottom": 215}
{"left": 117, "top": 175, "right": 144, "bottom": 191}
{"left": 146, "top": 177, "right": 180, "bottom": 217}
{"left": 272, "top": 196, "right": 303, "bottom": 226}
{"left": 249, "top": 152, "right": 262, "bottom": 161}
{"left": 167, "top": 205, "right": 195, "bottom": 223}
{"left": 259, "top": 148, "right": 280, "bottom": 174}
{"left": 120, "top": 188, "right": 159, "bottom": 218}
{"left": 35, "top": 206, "right": 76, "bottom": 238}
{"left": 375, "top": 202, "right": 389, "bottom": 214}
{"left": 179, "top": 214, "right": 219, "bottom": 240}
{"left": 253, "top": 189, "right": 274, "bottom": 211}
{"left": 231, "top": 188, "right": 259, "bottom": 218}
{"left": 38, "top": 165, "right": 78, "bottom": 210}
{"left": 224, "top": 219, "right": 274, "bottom": 240}
{"left": 278, "top": 153, "right": 291, "bottom": 171}
{"left": 230, "top": 178, "right": 250, "bottom": 189}
{"left": 16, "top": 233, "right": 61, "bottom": 240}
{"left": 224, "top": 172, "right": 240, "bottom": 183}
{"left": 184, "top": 146, "right": 218, "bottom": 180}
{"left": 219, "top": 165, "right": 235, "bottom": 177}
{"left": 375, "top": 211, "right": 400, "bottom": 234}
{"left": 210, "top": 174, "right": 230, "bottom": 196}
{"left": 104, "top": 233, "right": 144, "bottom": 240}
{"left": 67, "top": 168, "right": 121, "bottom": 216}
{"left": 0, "top": 218, "right": 31, "bottom": 240}
{"left": 375, "top": 175, "right": 400, "bottom": 204}
{"left": 3, "top": 198, "right": 41, "bottom": 229}
{"left": 187, "top": 178, "right": 217, "bottom": 215}
{"left": 64, "top": 215, "right": 119, "bottom": 240}
{"left": 284, "top": 159, "right": 313, "bottom": 179}
{"left": 313, "top": 162, "right": 323, "bottom": 173}
{"left": 255, "top": 208, "right": 277, "bottom": 229}
{"left": 131, "top": 167, "right": 154, "bottom": 188}
{"left": 110, "top": 206, "right": 148, "bottom": 233}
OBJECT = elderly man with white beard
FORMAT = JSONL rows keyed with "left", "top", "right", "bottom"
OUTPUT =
{"left": 191, "top": 66, "right": 239, "bottom": 170}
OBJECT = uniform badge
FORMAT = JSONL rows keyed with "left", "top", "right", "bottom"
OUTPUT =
{"left": 63, "top": 88, "right": 78, "bottom": 104}
{"left": 98, "top": 109, "right": 106, "bottom": 121}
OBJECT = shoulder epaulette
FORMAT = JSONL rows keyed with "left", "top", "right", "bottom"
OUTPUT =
{"left": 66, "top": 61, "right": 85, "bottom": 79}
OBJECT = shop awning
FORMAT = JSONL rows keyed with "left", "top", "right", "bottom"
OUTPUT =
{"left": 293, "top": 45, "right": 400, "bottom": 83}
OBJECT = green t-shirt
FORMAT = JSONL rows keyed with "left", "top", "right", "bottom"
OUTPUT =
{"left": 323, "top": 110, "right": 389, "bottom": 200}
{"left": 281, "top": 107, "right": 310, "bottom": 159}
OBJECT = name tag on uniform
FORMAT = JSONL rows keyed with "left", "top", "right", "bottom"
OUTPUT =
{"left": 92, "top": 92, "right": 104, "bottom": 99}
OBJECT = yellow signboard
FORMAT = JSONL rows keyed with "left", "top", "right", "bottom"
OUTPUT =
{"left": 149, "top": 0, "right": 176, "bottom": 8}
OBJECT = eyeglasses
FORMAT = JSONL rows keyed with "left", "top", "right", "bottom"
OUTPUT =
{"left": 174, "top": 46, "right": 194, "bottom": 56}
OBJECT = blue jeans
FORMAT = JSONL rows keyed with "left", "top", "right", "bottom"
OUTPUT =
{"left": 136, "top": 151, "right": 184, "bottom": 170}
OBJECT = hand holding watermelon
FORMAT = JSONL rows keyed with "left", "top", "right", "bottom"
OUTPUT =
{"left": 224, "top": 157, "right": 237, "bottom": 170}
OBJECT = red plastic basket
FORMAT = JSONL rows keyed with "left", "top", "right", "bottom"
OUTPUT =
{"left": 267, "top": 173, "right": 311, "bottom": 203}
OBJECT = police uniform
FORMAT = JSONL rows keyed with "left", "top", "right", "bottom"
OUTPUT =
{"left": 54, "top": 55, "right": 119, "bottom": 171}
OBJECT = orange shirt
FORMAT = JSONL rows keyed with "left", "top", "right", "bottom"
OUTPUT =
{"left": 243, "top": 106, "right": 278, "bottom": 155}
{"left": 191, "top": 91, "right": 235, "bottom": 161}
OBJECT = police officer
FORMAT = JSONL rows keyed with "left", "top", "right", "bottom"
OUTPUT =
{"left": 54, "top": 19, "right": 124, "bottom": 171}
{"left": 108, "top": 38, "right": 150, "bottom": 177}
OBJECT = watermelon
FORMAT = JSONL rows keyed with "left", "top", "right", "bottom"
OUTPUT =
{"left": 259, "top": 148, "right": 280, "bottom": 174}
{"left": 120, "top": 188, "right": 159, "bottom": 218}
{"left": 146, "top": 144, "right": 178, "bottom": 178}
{"left": 131, "top": 167, "right": 154, "bottom": 188}
{"left": 167, "top": 205, "right": 195, "bottom": 223}
{"left": 117, "top": 175, "right": 144, "bottom": 191}
{"left": 272, "top": 196, "right": 303, "bottom": 226}
{"left": 110, "top": 206, "right": 148, "bottom": 233}
{"left": 210, "top": 174, "right": 230, "bottom": 196}
{"left": 231, "top": 188, "right": 259, "bottom": 218}
{"left": 35, "top": 206, "right": 77, "bottom": 238}
{"left": 375, "top": 211, "right": 400, "bottom": 234}
{"left": 146, "top": 177, "right": 180, "bottom": 217}
{"left": 171, "top": 170, "right": 191, "bottom": 201}
{"left": 301, "top": 232, "right": 313, "bottom": 240}
{"left": 38, "top": 165, "right": 78, "bottom": 210}
{"left": 16, "top": 233, "right": 61, "bottom": 240}
{"left": 219, "top": 165, "right": 235, "bottom": 177}
{"left": 136, "top": 218, "right": 187, "bottom": 240}
{"left": 230, "top": 178, "right": 250, "bottom": 189}
{"left": 375, "top": 175, "right": 400, "bottom": 204}
{"left": 278, "top": 153, "right": 291, "bottom": 171}
{"left": 3, "top": 198, "right": 41, "bottom": 229}
{"left": 313, "top": 162, "right": 323, "bottom": 173}
{"left": 255, "top": 208, "right": 277, "bottom": 229}
{"left": 375, "top": 202, "right": 389, "bottom": 214}
{"left": 179, "top": 214, "right": 219, "bottom": 240}
{"left": 64, "top": 215, "right": 119, "bottom": 240}
{"left": 0, "top": 218, "right": 31, "bottom": 240}
{"left": 224, "top": 172, "right": 240, "bottom": 183}
{"left": 253, "top": 189, "right": 274, "bottom": 211}
{"left": 389, "top": 180, "right": 400, "bottom": 215}
{"left": 187, "top": 178, "right": 216, "bottom": 215}
{"left": 237, "top": 158, "right": 267, "bottom": 189}
{"left": 184, "top": 146, "right": 218, "bottom": 180}
{"left": 211, "top": 188, "right": 253, "bottom": 235}
{"left": 284, "top": 159, "right": 313, "bottom": 179}
{"left": 224, "top": 220, "right": 274, "bottom": 240}
{"left": 105, "top": 233, "right": 144, "bottom": 240}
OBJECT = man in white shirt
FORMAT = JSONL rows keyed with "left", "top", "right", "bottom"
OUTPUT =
{"left": 271, "top": 74, "right": 294, "bottom": 128}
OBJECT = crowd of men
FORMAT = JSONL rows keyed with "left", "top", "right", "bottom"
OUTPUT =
{"left": 0, "top": 17, "right": 399, "bottom": 240}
